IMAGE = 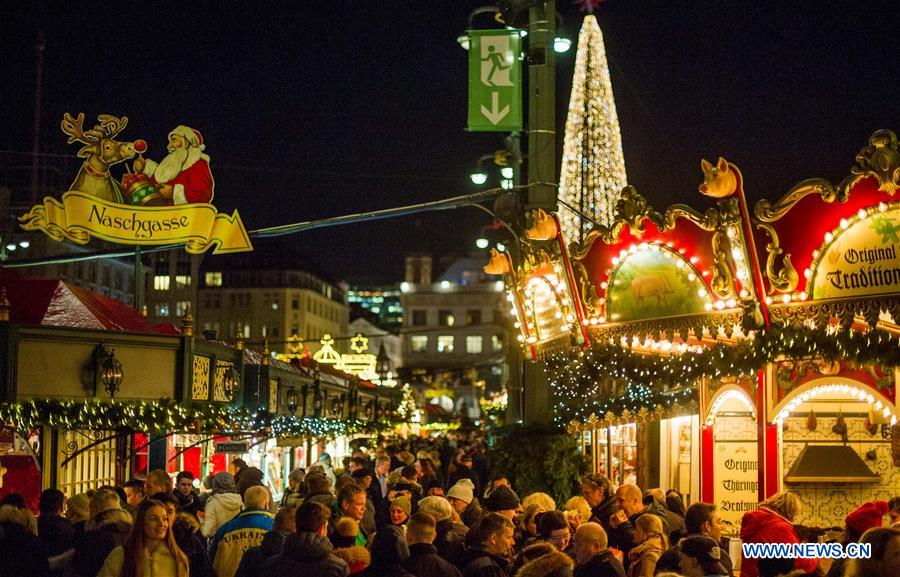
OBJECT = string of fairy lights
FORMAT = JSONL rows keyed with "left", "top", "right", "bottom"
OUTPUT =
{"left": 546, "top": 326, "right": 900, "bottom": 425}
{"left": 0, "top": 398, "right": 390, "bottom": 439}
{"left": 558, "top": 15, "right": 628, "bottom": 242}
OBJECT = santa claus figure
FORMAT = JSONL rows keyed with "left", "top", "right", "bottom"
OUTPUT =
{"left": 134, "top": 125, "right": 214, "bottom": 205}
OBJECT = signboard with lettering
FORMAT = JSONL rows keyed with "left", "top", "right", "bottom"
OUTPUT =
{"left": 214, "top": 441, "right": 249, "bottom": 454}
{"left": 810, "top": 206, "right": 900, "bottom": 300}
{"left": 714, "top": 440, "right": 759, "bottom": 533}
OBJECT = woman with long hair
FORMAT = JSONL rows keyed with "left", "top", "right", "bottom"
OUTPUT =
{"left": 98, "top": 499, "right": 189, "bottom": 577}
{"left": 627, "top": 514, "right": 669, "bottom": 577}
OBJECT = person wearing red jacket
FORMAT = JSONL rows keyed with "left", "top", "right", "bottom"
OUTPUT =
{"left": 739, "top": 492, "right": 818, "bottom": 577}
{"left": 134, "top": 125, "right": 215, "bottom": 205}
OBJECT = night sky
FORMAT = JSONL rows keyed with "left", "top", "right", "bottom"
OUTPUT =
{"left": 2, "top": 1, "right": 897, "bottom": 284}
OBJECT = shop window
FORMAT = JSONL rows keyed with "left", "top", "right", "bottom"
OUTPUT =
{"left": 412, "top": 310, "right": 427, "bottom": 326}
{"left": 410, "top": 335, "right": 428, "bottom": 352}
{"left": 437, "top": 335, "right": 454, "bottom": 353}
{"left": 205, "top": 272, "right": 223, "bottom": 286}
{"left": 466, "top": 335, "right": 483, "bottom": 354}
{"left": 588, "top": 424, "right": 638, "bottom": 486}
{"left": 439, "top": 310, "right": 455, "bottom": 326}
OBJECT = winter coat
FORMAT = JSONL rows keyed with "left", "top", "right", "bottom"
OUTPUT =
{"left": 403, "top": 542, "right": 463, "bottom": 577}
{"left": 236, "top": 467, "right": 265, "bottom": 497}
{"left": 462, "top": 498, "right": 484, "bottom": 528}
{"left": 436, "top": 518, "right": 469, "bottom": 566}
{"left": 458, "top": 546, "right": 511, "bottom": 577}
{"left": 516, "top": 551, "right": 575, "bottom": 577}
{"left": 72, "top": 508, "right": 132, "bottom": 577}
{"left": 656, "top": 534, "right": 735, "bottom": 577}
{"left": 201, "top": 491, "right": 243, "bottom": 537}
{"left": 263, "top": 531, "right": 349, "bottom": 577}
{"left": 642, "top": 501, "right": 671, "bottom": 535}
{"left": 37, "top": 513, "right": 75, "bottom": 557}
{"left": 590, "top": 496, "right": 633, "bottom": 560}
{"left": 97, "top": 543, "right": 185, "bottom": 577}
{"left": 589, "top": 496, "right": 618, "bottom": 529}
{"left": 175, "top": 489, "right": 203, "bottom": 517}
{"left": 174, "top": 521, "right": 215, "bottom": 577}
{"left": 211, "top": 507, "right": 276, "bottom": 577}
{"left": 334, "top": 545, "right": 371, "bottom": 574}
{"left": 626, "top": 535, "right": 665, "bottom": 577}
{"left": 739, "top": 507, "right": 818, "bottom": 577}
{"left": 0, "top": 521, "right": 50, "bottom": 577}
{"left": 574, "top": 549, "right": 626, "bottom": 577}
{"left": 281, "top": 488, "right": 304, "bottom": 509}
{"left": 235, "top": 529, "right": 289, "bottom": 577}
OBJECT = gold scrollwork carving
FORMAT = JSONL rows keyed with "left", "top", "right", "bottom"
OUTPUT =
{"left": 710, "top": 230, "right": 737, "bottom": 299}
{"left": 756, "top": 222, "right": 799, "bottom": 294}
{"left": 192, "top": 356, "right": 211, "bottom": 401}
{"left": 852, "top": 129, "right": 900, "bottom": 195}
{"left": 754, "top": 179, "right": 844, "bottom": 223}
{"left": 572, "top": 260, "right": 603, "bottom": 316}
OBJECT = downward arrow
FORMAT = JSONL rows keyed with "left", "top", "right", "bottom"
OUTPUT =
{"left": 480, "top": 91, "right": 509, "bottom": 125}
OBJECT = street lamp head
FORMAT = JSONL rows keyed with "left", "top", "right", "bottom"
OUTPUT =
{"left": 470, "top": 171, "right": 488, "bottom": 185}
{"left": 500, "top": 166, "right": 515, "bottom": 179}
{"left": 475, "top": 237, "right": 490, "bottom": 249}
{"left": 553, "top": 37, "right": 572, "bottom": 53}
{"left": 457, "top": 34, "right": 470, "bottom": 51}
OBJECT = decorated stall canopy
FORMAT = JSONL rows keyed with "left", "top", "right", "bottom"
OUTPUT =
{"left": 20, "top": 113, "right": 252, "bottom": 254}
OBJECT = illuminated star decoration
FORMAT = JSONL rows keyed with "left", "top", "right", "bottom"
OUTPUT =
{"left": 576, "top": 0, "right": 605, "bottom": 13}
{"left": 350, "top": 333, "right": 369, "bottom": 354}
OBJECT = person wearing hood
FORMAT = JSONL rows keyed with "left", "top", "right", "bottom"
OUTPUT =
{"left": 516, "top": 549, "right": 575, "bottom": 577}
{"left": 72, "top": 489, "right": 133, "bottom": 577}
{"left": 202, "top": 471, "right": 243, "bottom": 537}
{"left": 359, "top": 524, "right": 416, "bottom": 577}
{"left": 826, "top": 500, "right": 890, "bottom": 577}
{"left": 572, "top": 522, "right": 626, "bottom": 577}
{"left": 457, "top": 512, "right": 515, "bottom": 577}
{"left": 656, "top": 503, "right": 734, "bottom": 577}
{"left": 235, "top": 504, "right": 297, "bottom": 577}
{"left": 678, "top": 535, "right": 730, "bottom": 577}
{"left": 0, "top": 503, "right": 50, "bottom": 577}
{"left": 331, "top": 517, "right": 371, "bottom": 574}
{"left": 236, "top": 466, "right": 265, "bottom": 498}
{"left": 448, "top": 478, "right": 484, "bottom": 528}
{"left": 264, "top": 501, "right": 348, "bottom": 576}
{"left": 419, "top": 495, "right": 469, "bottom": 566}
{"left": 739, "top": 492, "right": 818, "bottom": 577}
{"left": 403, "top": 512, "right": 463, "bottom": 577}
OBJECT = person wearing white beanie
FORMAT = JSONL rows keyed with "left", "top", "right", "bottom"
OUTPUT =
{"left": 447, "top": 479, "right": 482, "bottom": 528}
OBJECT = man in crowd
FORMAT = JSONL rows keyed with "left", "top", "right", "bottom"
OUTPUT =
{"left": 174, "top": 470, "right": 201, "bottom": 516}
{"left": 448, "top": 479, "right": 482, "bottom": 528}
{"left": 581, "top": 474, "right": 618, "bottom": 530}
{"left": 334, "top": 483, "right": 368, "bottom": 546}
{"left": 72, "top": 489, "right": 132, "bottom": 577}
{"left": 122, "top": 479, "right": 145, "bottom": 511}
{"left": 609, "top": 483, "right": 669, "bottom": 563}
{"left": 144, "top": 469, "right": 172, "bottom": 498}
{"left": 403, "top": 512, "right": 463, "bottom": 577}
{"left": 211, "top": 486, "right": 276, "bottom": 577}
{"left": 483, "top": 485, "right": 520, "bottom": 523}
{"left": 572, "top": 522, "right": 626, "bottom": 577}
{"left": 458, "top": 512, "right": 516, "bottom": 577}
{"left": 37, "top": 489, "right": 74, "bottom": 558}
{"left": 263, "top": 501, "right": 348, "bottom": 576}
{"left": 656, "top": 502, "right": 733, "bottom": 577}
{"left": 235, "top": 504, "right": 297, "bottom": 577}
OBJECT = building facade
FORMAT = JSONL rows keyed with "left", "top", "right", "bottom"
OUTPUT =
{"left": 144, "top": 250, "right": 203, "bottom": 325}
{"left": 347, "top": 285, "right": 403, "bottom": 329}
{"left": 196, "top": 253, "right": 350, "bottom": 356}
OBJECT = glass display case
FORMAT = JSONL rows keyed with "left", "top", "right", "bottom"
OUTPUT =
{"left": 582, "top": 423, "right": 637, "bottom": 485}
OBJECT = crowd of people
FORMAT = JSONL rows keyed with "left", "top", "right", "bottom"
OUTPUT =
{"left": 1, "top": 431, "right": 899, "bottom": 577}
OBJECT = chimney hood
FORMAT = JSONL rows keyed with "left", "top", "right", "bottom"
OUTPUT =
{"left": 784, "top": 445, "right": 880, "bottom": 483}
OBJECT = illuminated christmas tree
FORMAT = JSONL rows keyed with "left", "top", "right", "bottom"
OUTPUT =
{"left": 558, "top": 15, "right": 628, "bottom": 242}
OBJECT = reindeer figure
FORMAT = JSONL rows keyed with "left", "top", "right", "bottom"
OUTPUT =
{"left": 60, "top": 113, "right": 138, "bottom": 203}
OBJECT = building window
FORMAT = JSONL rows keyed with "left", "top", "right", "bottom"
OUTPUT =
{"left": 154, "top": 275, "right": 170, "bottom": 291}
{"left": 437, "top": 335, "right": 454, "bottom": 353}
{"left": 439, "top": 310, "right": 455, "bottom": 326}
{"left": 412, "top": 310, "right": 427, "bottom": 326}
{"left": 466, "top": 335, "right": 483, "bottom": 354}
{"left": 292, "top": 297, "right": 299, "bottom": 309}
{"left": 262, "top": 325, "right": 268, "bottom": 338}
{"left": 272, "top": 326, "right": 280, "bottom": 338}
{"left": 205, "top": 272, "right": 223, "bottom": 286}
{"left": 410, "top": 335, "right": 428, "bottom": 352}
{"left": 175, "top": 301, "right": 190, "bottom": 317}
{"left": 466, "top": 310, "right": 482, "bottom": 325}
{"left": 271, "top": 300, "right": 279, "bottom": 310}
{"left": 154, "top": 304, "right": 170, "bottom": 317}
{"left": 243, "top": 324, "right": 251, "bottom": 338}
{"left": 175, "top": 274, "right": 191, "bottom": 288}
{"left": 492, "top": 334, "right": 503, "bottom": 352}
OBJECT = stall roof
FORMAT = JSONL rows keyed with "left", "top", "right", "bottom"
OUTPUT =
{"left": 0, "top": 269, "right": 177, "bottom": 334}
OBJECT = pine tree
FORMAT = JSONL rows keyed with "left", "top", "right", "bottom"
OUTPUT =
{"left": 558, "top": 15, "right": 627, "bottom": 242}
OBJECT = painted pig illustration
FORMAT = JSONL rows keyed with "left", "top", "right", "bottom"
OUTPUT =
{"left": 629, "top": 275, "right": 673, "bottom": 306}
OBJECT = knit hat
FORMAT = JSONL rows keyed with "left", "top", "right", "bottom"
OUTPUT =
{"left": 168, "top": 125, "right": 205, "bottom": 151}
{"left": 845, "top": 500, "right": 889, "bottom": 535}
{"left": 485, "top": 485, "right": 520, "bottom": 512}
{"left": 211, "top": 472, "right": 236, "bottom": 494}
{"left": 390, "top": 496, "right": 412, "bottom": 517}
{"left": 447, "top": 478, "right": 475, "bottom": 504}
{"left": 680, "top": 535, "right": 728, "bottom": 576}
{"left": 418, "top": 496, "right": 453, "bottom": 522}
{"left": 331, "top": 517, "right": 360, "bottom": 549}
